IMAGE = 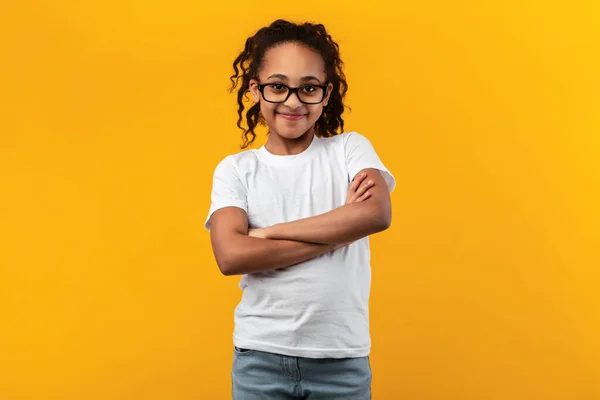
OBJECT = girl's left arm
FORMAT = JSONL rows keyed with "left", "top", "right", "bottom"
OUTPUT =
{"left": 260, "top": 168, "right": 392, "bottom": 245}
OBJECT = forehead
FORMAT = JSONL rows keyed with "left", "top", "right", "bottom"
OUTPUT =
{"left": 259, "top": 42, "right": 326, "bottom": 80}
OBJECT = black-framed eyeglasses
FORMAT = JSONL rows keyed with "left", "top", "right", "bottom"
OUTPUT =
{"left": 257, "top": 83, "right": 329, "bottom": 104}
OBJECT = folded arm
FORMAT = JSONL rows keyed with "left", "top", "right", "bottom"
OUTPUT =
{"left": 263, "top": 168, "right": 392, "bottom": 245}
{"left": 209, "top": 207, "right": 340, "bottom": 276}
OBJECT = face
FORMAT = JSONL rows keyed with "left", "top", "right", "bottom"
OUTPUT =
{"left": 249, "top": 42, "right": 333, "bottom": 141}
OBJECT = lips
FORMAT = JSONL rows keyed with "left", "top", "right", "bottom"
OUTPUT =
{"left": 277, "top": 112, "right": 305, "bottom": 121}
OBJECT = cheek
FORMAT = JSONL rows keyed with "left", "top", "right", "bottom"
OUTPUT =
{"left": 307, "top": 105, "right": 324, "bottom": 120}
{"left": 259, "top": 101, "right": 277, "bottom": 117}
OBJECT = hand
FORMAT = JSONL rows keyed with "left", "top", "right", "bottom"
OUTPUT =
{"left": 248, "top": 228, "right": 269, "bottom": 239}
{"left": 332, "top": 241, "right": 352, "bottom": 251}
{"left": 345, "top": 172, "right": 374, "bottom": 205}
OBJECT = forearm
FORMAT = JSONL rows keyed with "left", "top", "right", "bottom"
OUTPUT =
{"left": 217, "top": 234, "right": 336, "bottom": 276}
{"left": 267, "top": 202, "right": 390, "bottom": 245}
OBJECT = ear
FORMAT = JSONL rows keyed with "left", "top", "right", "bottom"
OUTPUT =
{"left": 323, "top": 82, "right": 334, "bottom": 106}
{"left": 249, "top": 79, "right": 260, "bottom": 103}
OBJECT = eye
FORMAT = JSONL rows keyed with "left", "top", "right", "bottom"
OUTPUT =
{"left": 301, "top": 85, "right": 316, "bottom": 93}
{"left": 269, "top": 84, "right": 287, "bottom": 92}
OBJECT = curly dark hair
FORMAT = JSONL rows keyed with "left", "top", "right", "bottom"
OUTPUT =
{"left": 229, "top": 19, "right": 349, "bottom": 149}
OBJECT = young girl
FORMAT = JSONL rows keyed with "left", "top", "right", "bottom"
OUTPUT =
{"left": 205, "top": 19, "right": 395, "bottom": 400}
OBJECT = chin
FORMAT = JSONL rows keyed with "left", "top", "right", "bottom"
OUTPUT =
{"left": 276, "top": 125, "right": 312, "bottom": 140}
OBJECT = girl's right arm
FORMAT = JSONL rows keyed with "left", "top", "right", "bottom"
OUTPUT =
{"left": 209, "top": 206, "right": 338, "bottom": 276}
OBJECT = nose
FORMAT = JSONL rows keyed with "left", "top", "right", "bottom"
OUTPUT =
{"left": 283, "top": 88, "right": 302, "bottom": 109}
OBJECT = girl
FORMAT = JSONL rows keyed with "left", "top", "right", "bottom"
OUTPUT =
{"left": 205, "top": 19, "right": 395, "bottom": 400}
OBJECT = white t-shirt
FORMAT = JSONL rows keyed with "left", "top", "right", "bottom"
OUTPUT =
{"left": 205, "top": 132, "right": 395, "bottom": 358}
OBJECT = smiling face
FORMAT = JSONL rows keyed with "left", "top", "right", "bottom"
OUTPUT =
{"left": 249, "top": 42, "right": 332, "bottom": 142}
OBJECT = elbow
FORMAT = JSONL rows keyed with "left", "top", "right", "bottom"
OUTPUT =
{"left": 376, "top": 214, "right": 391, "bottom": 232}
{"left": 218, "top": 261, "right": 237, "bottom": 276}
{"left": 217, "top": 262, "right": 233, "bottom": 276}
{"left": 364, "top": 200, "right": 391, "bottom": 233}
{"left": 215, "top": 254, "right": 239, "bottom": 276}
{"left": 373, "top": 209, "right": 392, "bottom": 232}
{"left": 212, "top": 234, "right": 247, "bottom": 276}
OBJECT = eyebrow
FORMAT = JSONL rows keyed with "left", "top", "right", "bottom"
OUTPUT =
{"left": 266, "top": 74, "right": 323, "bottom": 83}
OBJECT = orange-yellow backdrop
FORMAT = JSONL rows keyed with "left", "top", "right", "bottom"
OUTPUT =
{"left": 1, "top": 1, "right": 599, "bottom": 399}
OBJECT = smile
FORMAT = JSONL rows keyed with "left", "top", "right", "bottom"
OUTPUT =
{"left": 276, "top": 112, "right": 305, "bottom": 121}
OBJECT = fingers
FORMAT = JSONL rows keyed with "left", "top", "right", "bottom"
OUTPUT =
{"left": 350, "top": 172, "right": 368, "bottom": 192}
{"left": 353, "top": 179, "right": 374, "bottom": 199}
{"left": 333, "top": 240, "right": 356, "bottom": 251}
{"left": 355, "top": 190, "right": 372, "bottom": 202}
{"left": 333, "top": 242, "right": 350, "bottom": 250}
{"left": 346, "top": 173, "right": 375, "bottom": 204}
{"left": 346, "top": 174, "right": 365, "bottom": 204}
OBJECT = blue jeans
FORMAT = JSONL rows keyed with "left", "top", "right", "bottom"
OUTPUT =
{"left": 232, "top": 347, "right": 372, "bottom": 399}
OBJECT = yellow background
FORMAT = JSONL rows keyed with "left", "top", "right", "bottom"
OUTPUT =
{"left": 1, "top": 0, "right": 599, "bottom": 399}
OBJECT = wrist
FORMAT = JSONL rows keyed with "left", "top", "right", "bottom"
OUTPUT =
{"left": 264, "top": 224, "right": 280, "bottom": 240}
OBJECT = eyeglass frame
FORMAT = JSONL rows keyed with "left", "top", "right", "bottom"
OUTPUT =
{"left": 256, "top": 83, "right": 330, "bottom": 104}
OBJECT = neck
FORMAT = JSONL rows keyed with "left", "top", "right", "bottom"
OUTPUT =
{"left": 265, "top": 129, "right": 315, "bottom": 156}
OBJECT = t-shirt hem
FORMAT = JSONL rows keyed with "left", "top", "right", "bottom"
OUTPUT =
{"left": 233, "top": 335, "right": 371, "bottom": 359}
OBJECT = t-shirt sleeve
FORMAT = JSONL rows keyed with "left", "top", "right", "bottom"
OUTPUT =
{"left": 344, "top": 132, "right": 396, "bottom": 193}
{"left": 204, "top": 156, "right": 248, "bottom": 231}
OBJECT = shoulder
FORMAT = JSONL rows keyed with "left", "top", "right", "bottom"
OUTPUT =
{"left": 321, "top": 131, "right": 369, "bottom": 142}
{"left": 213, "top": 149, "right": 259, "bottom": 175}
{"left": 319, "top": 131, "right": 364, "bottom": 145}
{"left": 319, "top": 131, "right": 373, "bottom": 151}
{"left": 342, "top": 131, "right": 371, "bottom": 145}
